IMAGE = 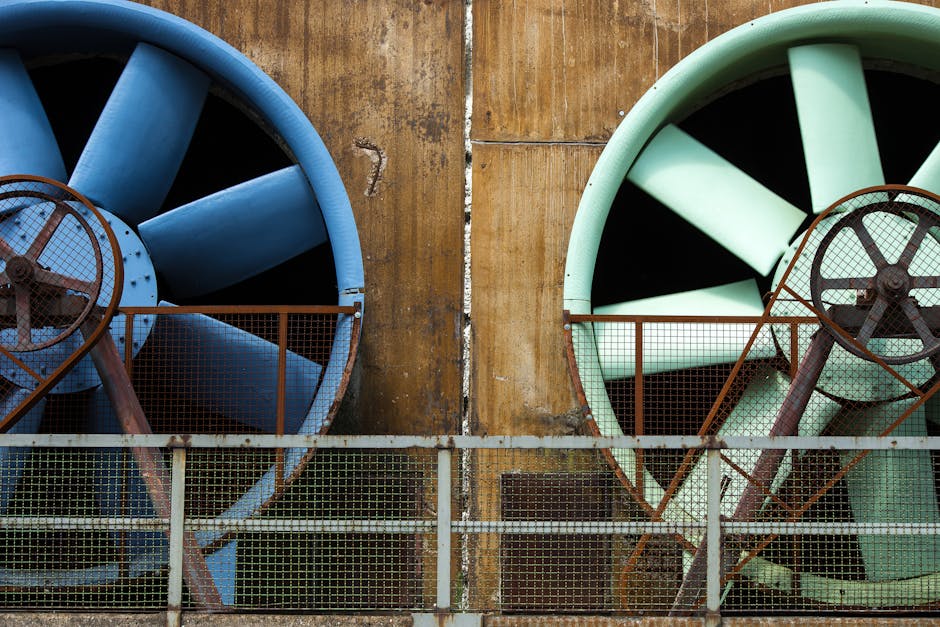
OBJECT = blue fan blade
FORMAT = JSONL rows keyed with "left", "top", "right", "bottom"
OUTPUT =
{"left": 0, "top": 50, "right": 66, "bottom": 180}
{"left": 205, "top": 539, "right": 236, "bottom": 606}
{"left": 87, "top": 388, "right": 164, "bottom": 558}
{"left": 154, "top": 303, "right": 323, "bottom": 432}
{"left": 138, "top": 166, "right": 327, "bottom": 298}
{"left": 0, "top": 390, "right": 45, "bottom": 513}
{"left": 68, "top": 43, "right": 208, "bottom": 224}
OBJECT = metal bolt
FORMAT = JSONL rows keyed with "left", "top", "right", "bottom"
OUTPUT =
{"left": 563, "top": 323, "right": 571, "bottom": 330}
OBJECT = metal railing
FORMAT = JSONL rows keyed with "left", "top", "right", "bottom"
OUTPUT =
{"left": 2, "top": 433, "right": 940, "bottom": 623}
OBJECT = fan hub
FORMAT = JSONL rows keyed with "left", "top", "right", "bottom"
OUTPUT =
{"left": 876, "top": 264, "right": 911, "bottom": 301}
{"left": 808, "top": 189, "right": 940, "bottom": 366}
{"left": 6, "top": 256, "right": 33, "bottom": 284}
{"left": 0, "top": 201, "right": 157, "bottom": 391}
{"left": 772, "top": 187, "right": 940, "bottom": 399}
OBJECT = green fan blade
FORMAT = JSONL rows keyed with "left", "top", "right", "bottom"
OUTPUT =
{"left": 838, "top": 400, "right": 940, "bottom": 581}
{"left": 594, "top": 279, "right": 773, "bottom": 379}
{"left": 789, "top": 44, "right": 884, "bottom": 213}
{"left": 909, "top": 141, "right": 940, "bottom": 195}
{"left": 673, "top": 369, "right": 840, "bottom": 521}
{"left": 626, "top": 125, "right": 805, "bottom": 276}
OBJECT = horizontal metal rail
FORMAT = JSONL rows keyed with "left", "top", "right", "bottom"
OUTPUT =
{"left": 0, "top": 516, "right": 167, "bottom": 531}
{"left": 1, "top": 433, "right": 938, "bottom": 620}
{"left": 567, "top": 313, "right": 818, "bottom": 324}
{"left": 120, "top": 304, "right": 359, "bottom": 315}
{"left": 8, "top": 516, "right": 940, "bottom": 536}
{"left": 0, "top": 433, "right": 937, "bottom": 450}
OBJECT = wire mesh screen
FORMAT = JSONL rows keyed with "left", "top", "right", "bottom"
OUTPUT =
{"left": 704, "top": 446, "right": 940, "bottom": 613}
{"left": 459, "top": 447, "right": 702, "bottom": 613}
{"left": 0, "top": 446, "right": 167, "bottom": 609}
{"left": 0, "top": 303, "right": 358, "bottom": 611}
{"left": 195, "top": 447, "right": 436, "bottom": 611}
{"left": 2, "top": 434, "right": 940, "bottom": 614}
{"left": 116, "top": 307, "right": 343, "bottom": 435}
{"left": 568, "top": 303, "right": 940, "bottom": 614}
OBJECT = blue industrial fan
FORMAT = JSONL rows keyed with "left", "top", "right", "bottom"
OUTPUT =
{"left": 0, "top": 0, "right": 364, "bottom": 606}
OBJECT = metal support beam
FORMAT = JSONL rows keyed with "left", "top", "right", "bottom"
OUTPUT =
{"left": 167, "top": 446, "right": 186, "bottom": 627}
{"left": 706, "top": 447, "right": 722, "bottom": 616}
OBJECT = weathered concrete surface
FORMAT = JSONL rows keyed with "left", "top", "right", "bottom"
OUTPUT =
{"left": 183, "top": 615, "right": 411, "bottom": 626}
{"left": 0, "top": 613, "right": 165, "bottom": 626}
{"left": 6, "top": 613, "right": 940, "bottom": 625}
{"left": 485, "top": 619, "right": 940, "bottom": 626}
{"left": 0, "top": 613, "right": 412, "bottom": 626}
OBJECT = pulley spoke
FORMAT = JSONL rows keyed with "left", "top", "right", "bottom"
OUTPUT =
{"left": 24, "top": 205, "right": 66, "bottom": 262}
{"left": 33, "top": 268, "right": 97, "bottom": 296}
{"left": 898, "top": 219, "right": 930, "bottom": 270}
{"left": 0, "top": 237, "right": 17, "bottom": 262}
{"left": 851, "top": 220, "right": 889, "bottom": 269}
{"left": 900, "top": 298, "right": 940, "bottom": 351}
{"left": 818, "top": 276, "right": 874, "bottom": 292}
{"left": 14, "top": 283, "right": 30, "bottom": 349}
{"left": 911, "top": 275, "right": 940, "bottom": 289}
{"left": 856, "top": 296, "right": 888, "bottom": 348}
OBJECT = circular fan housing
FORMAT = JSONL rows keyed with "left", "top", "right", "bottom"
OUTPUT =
{"left": 0, "top": 0, "right": 364, "bottom": 603}
{"left": 565, "top": 0, "right": 940, "bottom": 611}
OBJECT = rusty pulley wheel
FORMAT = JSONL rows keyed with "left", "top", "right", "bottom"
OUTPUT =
{"left": 810, "top": 187, "right": 940, "bottom": 365}
{"left": 0, "top": 178, "right": 111, "bottom": 353}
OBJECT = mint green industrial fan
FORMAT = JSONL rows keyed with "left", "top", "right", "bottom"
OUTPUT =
{"left": 565, "top": 0, "right": 940, "bottom": 610}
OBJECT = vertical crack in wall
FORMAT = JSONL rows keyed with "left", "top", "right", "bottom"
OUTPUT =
{"left": 460, "top": 0, "right": 473, "bottom": 611}
{"left": 462, "top": 0, "right": 473, "bottom": 432}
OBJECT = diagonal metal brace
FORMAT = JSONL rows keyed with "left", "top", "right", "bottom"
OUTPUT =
{"left": 83, "top": 317, "right": 224, "bottom": 610}
{"left": 670, "top": 330, "right": 835, "bottom": 614}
